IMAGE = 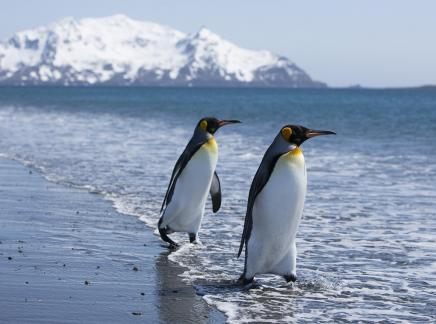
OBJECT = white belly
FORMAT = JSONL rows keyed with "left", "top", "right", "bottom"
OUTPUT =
{"left": 161, "top": 139, "right": 218, "bottom": 234}
{"left": 247, "top": 148, "right": 307, "bottom": 276}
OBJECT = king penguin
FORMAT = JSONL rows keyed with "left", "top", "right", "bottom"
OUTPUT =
{"left": 158, "top": 117, "right": 241, "bottom": 248}
{"left": 238, "top": 125, "right": 335, "bottom": 284}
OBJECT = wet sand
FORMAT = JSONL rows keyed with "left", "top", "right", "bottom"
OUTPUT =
{"left": 0, "top": 159, "right": 225, "bottom": 323}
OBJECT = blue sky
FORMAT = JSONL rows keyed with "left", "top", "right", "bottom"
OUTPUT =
{"left": 1, "top": 0, "right": 435, "bottom": 87}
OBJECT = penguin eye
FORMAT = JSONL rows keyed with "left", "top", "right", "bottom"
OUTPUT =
{"left": 200, "top": 120, "right": 208, "bottom": 131}
{"left": 281, "top": 127, "right": 293, "bottom": 140}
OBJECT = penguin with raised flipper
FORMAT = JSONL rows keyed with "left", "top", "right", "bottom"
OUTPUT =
{"left": 158, "top": 117, "right": 240, "bottom": 249}
{"left": 238, "top": 125, "right": 335, "bottom": 284}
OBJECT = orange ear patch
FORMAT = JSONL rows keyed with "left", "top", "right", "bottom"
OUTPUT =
{"left": 281, "top": 127, "right": 292, "bottom": 140}
{"left": 200, "top": 120, "right": 208, "bottom": 130}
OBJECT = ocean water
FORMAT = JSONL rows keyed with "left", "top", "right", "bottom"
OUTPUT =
{"left": 0, "top": 87, "right": 435, "bottom": 322}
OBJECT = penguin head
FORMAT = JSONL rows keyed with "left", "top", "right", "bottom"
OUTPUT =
{"left": 280, "top": 125, "right": 336, "bottom": 146}
{"left": 197, "top": 117, "right": 241, "bottom": 135}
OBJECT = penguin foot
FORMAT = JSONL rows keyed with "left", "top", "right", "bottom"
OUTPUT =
{"left": 237, "top": 275, "right": 254, "bottom": 286}
{"left": 158, "top": 226, "right": 179, "bottom": 249}
{"left": 284, "top": 274, "right": 297, "bottom": 283}
{"left": 189, "top": 233, "right": 197, "bottom": 244}
{"left": 168, "top": 242, "right": 180, "bottom": 250}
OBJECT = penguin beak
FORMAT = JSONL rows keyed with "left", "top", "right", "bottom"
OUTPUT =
{"left": 217, "top": 119, "right": 241, "bottom": 128}
{"left": 305, "top": 129, "right": 336, "bottom": 139}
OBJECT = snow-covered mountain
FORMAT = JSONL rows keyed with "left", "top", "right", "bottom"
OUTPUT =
{"left": 0, "top": 15, "right": 326, "bottom": 87}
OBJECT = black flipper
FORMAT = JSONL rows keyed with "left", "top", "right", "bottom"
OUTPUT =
{"left": 237, "top": 137, "right": 294, "bottom": 258}
{"left": 209, "top": 171, "right": 221, "bottom": 213}
{"left": 237, "top": 154, "right": 280, "bottom": 258}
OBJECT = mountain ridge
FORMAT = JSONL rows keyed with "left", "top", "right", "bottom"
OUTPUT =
{"left": 0, "top": 15, "right": 326, "bottom": 87}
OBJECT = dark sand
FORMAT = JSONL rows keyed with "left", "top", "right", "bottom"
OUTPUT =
{"left": 0, "top": 159, "right": 225, "bottom": 323}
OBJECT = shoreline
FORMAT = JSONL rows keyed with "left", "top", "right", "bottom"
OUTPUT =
{"left": 0, "top": 158, "right": 225, "bottom": 323}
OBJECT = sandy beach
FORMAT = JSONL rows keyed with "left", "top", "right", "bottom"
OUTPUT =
{"left": 0, "top": 158, "right": 225, "bottom": 323}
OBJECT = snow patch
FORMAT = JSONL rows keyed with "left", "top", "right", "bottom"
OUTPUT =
{"left": 0, "top": 15, "right": 325, "bottom": 87}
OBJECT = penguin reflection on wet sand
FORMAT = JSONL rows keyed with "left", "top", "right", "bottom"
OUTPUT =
{"left": 238, "top": 125, "right": 335, "bottom": 284}
{"left": 158, "top": 117, "right": 241, "bottom": 249}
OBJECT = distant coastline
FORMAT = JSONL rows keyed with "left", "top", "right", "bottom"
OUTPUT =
{"left": 341, "top": 84, "right": 436, "bottom": 90}
{"left": 0, "top": 84, "right": 435, "bottom": 90}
